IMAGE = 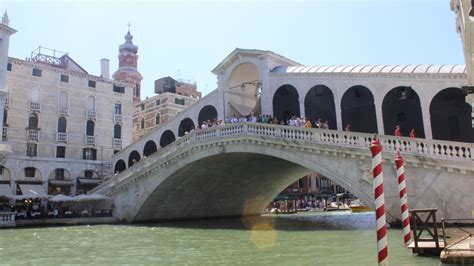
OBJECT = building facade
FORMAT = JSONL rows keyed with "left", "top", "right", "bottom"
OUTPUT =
{"left": 0, "top": 16, "right": 136, "bottom": 197}
{"left": 132, "top": 77, "right": 201, "bottom": 141}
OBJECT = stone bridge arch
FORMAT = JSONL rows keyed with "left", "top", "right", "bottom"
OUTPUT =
{"left": 112, "top": 139, "right": 378, "bottom": 223}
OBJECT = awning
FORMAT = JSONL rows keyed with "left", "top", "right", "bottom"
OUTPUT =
{"left": 78, "top": 178, "right": 101, "bottom": 186}
{"left": 0, "top": 184, "right": 14, "bottom": 198}
{"left": 18, "top": 184, "right": 48, "bottom": 199}
{"left": 49, "top": 180, "right": 74, "bottom": 187}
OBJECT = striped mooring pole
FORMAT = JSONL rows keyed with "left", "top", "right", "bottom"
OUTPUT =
{"left": 395, "top": 152, "right": 411, "bottom": 246}
{"left": 370, "top": 137, "right": 388, "bottom": 265}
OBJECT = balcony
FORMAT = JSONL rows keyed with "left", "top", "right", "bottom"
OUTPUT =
{"left": 4, "top": 97, "right": 9, "bottom": 108}
{"left": 113, "top": 114, "right": 123, "bottom": 124}
{"left": 86, "top": 109, "right": 96, "bottom": 120}
{"left": 56, "top": 132, "right": 68, "bottom": 143}
{"left": 2, "top": 127, "right": 7, "bottom": 141}
{"left": 85, "top": 135, "right": 95, "bottom": 146}
{"left": 27, "top": 129, "right": 39, "bottom": 141}
{"left": 113, "top": 138, "right": 122, "bottom": 149}
{"left": 29, "top": 102, "right": 41, "bottom": 112}
{"left": 58, "top": 106, "right": 68, "bottom": 115}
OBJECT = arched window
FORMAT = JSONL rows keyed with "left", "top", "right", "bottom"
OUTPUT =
{"left": 114, "top": 124, "right": 121, "bottom": 139}
{"left": 114, "top": 101, "right": 122, "bottom": 115}
{"left": 155, "top": 113, "right": 160, "bottom": 125}
{"left": 87, "top": 95, "right": 95, "bottom": 110}
{"left": 140, "top": 118, "right": 145, "bottom": 129}
{"left": 59, "top": 91, "right": 68, "bottom": 106}
{"left": 57, "top": 117, "right": 67, "bottom": 133}
{"left": 86, "top": 120, "right": 94, "bottom": 136}
{"left": 28, "top": 113, "right": 38, "bottom": 129}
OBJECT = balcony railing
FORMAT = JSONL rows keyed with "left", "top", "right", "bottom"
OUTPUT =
{"left": 113, "top": 138, "right": 122, "bottom": 149}
{"left": 2, "top": 127, "right": 6, "bottom": 140}
{"left": 29, "top": 102, "right": 41, "bottom": 112}
{"left": 114, "top": 114, "right": 123, "bottom": 124}
{"left": 86, "top": 109, "right": 96, "bottom": 120}
{"left": 27, "top": 129, "right": 39, "bottom": 141}
{"left": 58, "top": 106, "right": 68, "bottom": 115}
{"left": 85, "top": 135, "right": 95, "bottom": 146}
{"left": 4, "top": 97, "right": 9, "bottom": 108}
{"left": 56, "top": 132, "right": 68, "bottom": 142}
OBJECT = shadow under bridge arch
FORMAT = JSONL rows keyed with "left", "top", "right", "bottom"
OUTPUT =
{"left": 132, "top": 149, "right": 372, "bottom": 223}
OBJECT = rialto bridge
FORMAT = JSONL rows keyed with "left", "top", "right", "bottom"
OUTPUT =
{"left": 89, "top": 48, "right": 474, "bottom": 224}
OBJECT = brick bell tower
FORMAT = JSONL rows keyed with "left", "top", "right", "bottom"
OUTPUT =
{"left": 112, "top": 25, "right": 143, "bottom": 102}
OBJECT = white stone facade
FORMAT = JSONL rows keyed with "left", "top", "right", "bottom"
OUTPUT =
{"left": 1, "top": 56, "right": 134, "bottom": 195}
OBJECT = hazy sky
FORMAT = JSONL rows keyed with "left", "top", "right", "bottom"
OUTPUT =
{"left": 1, "top": 0, "right": 465, "bottom": 98}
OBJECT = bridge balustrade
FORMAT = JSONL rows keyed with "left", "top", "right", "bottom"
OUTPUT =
{"left": 92, "top": 122, "right": 473, "bottom": 195}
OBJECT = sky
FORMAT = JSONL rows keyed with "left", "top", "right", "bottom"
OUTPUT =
{"left": 0, "top": 0, "right": 465, "bottom": 98}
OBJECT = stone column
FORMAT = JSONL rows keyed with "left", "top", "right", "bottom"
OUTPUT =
{"left": 334, "top": 96, "right": 342, "bottom": 131}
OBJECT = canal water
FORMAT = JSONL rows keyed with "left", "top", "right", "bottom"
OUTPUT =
{"left": 0, "top": 211, "right": 441, "bottom": 265}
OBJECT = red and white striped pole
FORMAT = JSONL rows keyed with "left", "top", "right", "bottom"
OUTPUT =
{"left": 370, "top": 137, "right": 388, "bottom": 265}
{"left": 395, "top": 152, "right": 411, "bottom": 246}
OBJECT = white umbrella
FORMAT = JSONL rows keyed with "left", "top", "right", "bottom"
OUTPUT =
{"left": 49, "top": 194, "right": 74, "bottom": 202}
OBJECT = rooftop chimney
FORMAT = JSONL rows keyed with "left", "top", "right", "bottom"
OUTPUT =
{"left": 100, "top": 58, "right": 110, "bottom": 79}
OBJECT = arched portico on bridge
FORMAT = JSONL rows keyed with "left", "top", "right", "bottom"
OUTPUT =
{"left": 114, "top": 159, "right": 126, "bottom": 173}
{"left": 341, "top": 85, "right": 378, "bottom": 133}
{"left": 382, "top": 86, "right": 425, "bottom": 138}
{"left": 128, "top": 150, "right": 141, "bottom": 167}
{"left": 160, "top": 130, "right": 176, "bottom": 147}
{"left": 178, "top": 118, "right": 195, "bottom": 137}
{"left": 198, "top": 105, "right": 218, "bottom": 126}
{"left": 273, "top": 85, "right": 300, "bottom": 123}
{"left": 225, "top": 62, "right": 261, "bottom": 118}
{"left": 304, "top": 85, "right": 337, "bottom": 129}
{"left": 143, "top": 140, "right": 158, "bottom": 157}
{"left": 430, "top": 87, "right": 474, "bottom": 143}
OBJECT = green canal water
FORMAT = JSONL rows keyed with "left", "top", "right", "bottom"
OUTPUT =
{"left": 0, "top": 212, "right": 442, "bottom": 265}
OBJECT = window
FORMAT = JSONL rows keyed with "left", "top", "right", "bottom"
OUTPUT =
{"left": 28, "top": 113, "right": 39, "bottom": 129}
{"left": 56, "top": 146, "right": 66, "bottom": 158}
{"left": 114, "top": 124, "right": 121, "bottom": 139}
{"left": 3, "top": 109, "right": 7, "bottom": 126}
{"left": 55, "top": 169, "right": 65, "bottom": 180}
{"left": 57, "top": 117, "right": 67, "bottom": 133}
{"left": 140, "top": 118, "right": 144, "bottom": 129}
{"left": 32, "top": 68, "right": 42, "bottom": 77}
{"left": 59, "top": 91, "right": 68, "bottom": 106}
{"left": 25, "top": 167, "right": 35, "bottom": 178}
{"left": 0, "top": 166, "right": 4, "bottom": 175}
{"left": 7, "top": 63, "right": 12, "bottom": 72}
{"left": 175, "top": 98, "right": 185, "bottom": 105}
{"left": 156, "top": 99, "right": 161, "bottom": 106}
{"left": 60, "top": 74, "right": 69, "bottom": 82}
{"left": 141, "top": 103, "right": 145, "bottom": 111}
{"left": 114, "top": 101, "right": 122, "bottom": 115}
{"left": 86, "top": 120, "right": 94, "bottom": 136}
{"left": 298, "top": 178, "right": 304, "bottom": 189}
{"left": 26, "top": 143, "right": 37, "bottom": 157}
{"left": 83, "top": 148, "right": 97, "bottom": 160}
{"left": 88, "top": 80, "right": 96, "bottom": 88}
{"left": 155, "top": 113, "right": 160, "bottom": 125}
{"left": 113, "top": 85, "right": 125, "bottom": 93}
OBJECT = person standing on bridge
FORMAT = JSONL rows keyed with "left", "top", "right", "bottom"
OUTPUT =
{"left": 304, "top": 118, "right": 312, "bottom": 128}
{"left": 394, "top": 125, "right": 402, "bottom": 137}
{"left": 409, "top": 129, "right": 416, "bottom": 138}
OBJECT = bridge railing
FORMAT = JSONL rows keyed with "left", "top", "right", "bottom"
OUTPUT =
{"left": 93, "top": 122, "right": 473, "bottom": 195}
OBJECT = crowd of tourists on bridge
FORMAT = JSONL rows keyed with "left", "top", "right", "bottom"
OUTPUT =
{"left": 198, "top": 113, "right": 334, "bottom": 131}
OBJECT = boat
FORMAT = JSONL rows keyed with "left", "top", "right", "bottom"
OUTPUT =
{"left": 350, "top": 205, "right": 372, "bottom": 212}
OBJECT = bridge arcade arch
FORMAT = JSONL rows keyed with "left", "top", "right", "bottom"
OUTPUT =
{"left": 178, "top": 118, "right": 195, "bottom": 137}
{"left": 226, "top": 62, "right": 261, "bottom": 118}
{"left": 143, "top": 140, "right": 158, "bottom": 157}
{"left": 128, "top": 150, "right": 141, "bottom": 167}
{"left": 273, "top": 85, "right": 300, "bottom": 123}
{"left": 341, "top": 85, "right": 378, "bottom": 133}
{"left": 160, "top": 130, "right": 176, "bottom": 148}
{"left": 198, "top": 105, "right": 218, "bottom": 126}
{"left": 304, "top": 85, "right": 337, "bottom": 129}
{"left": 382, "top": 86, "right": 425, "bottom": 137}
{"left": 114, "top": 159, "right": 126, "bottom": 173}
{"left": 430, "top": 87, "right": 474, "bottom": 142}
